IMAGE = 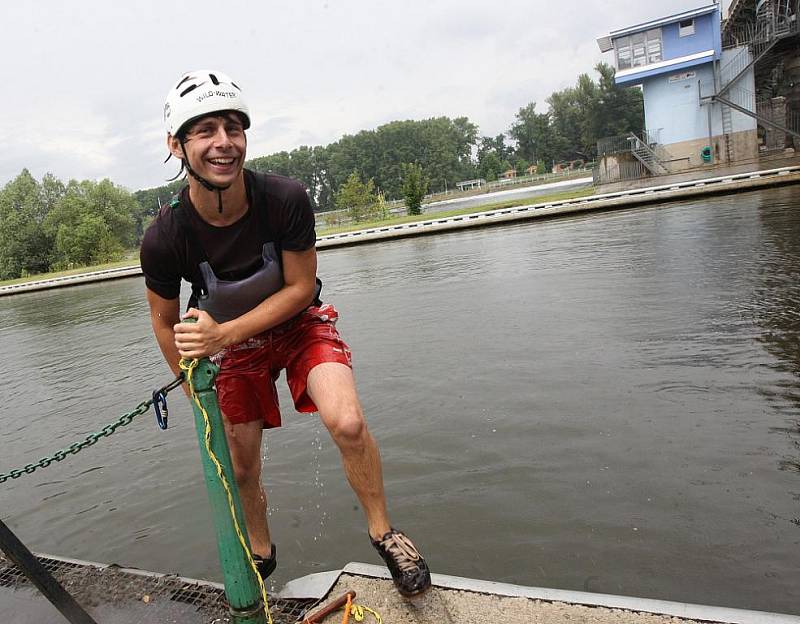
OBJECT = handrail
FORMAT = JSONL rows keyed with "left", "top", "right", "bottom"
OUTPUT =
{"left": 627, "top": 133, "right": 669, "bottom": 174}
{"left": 718, "top": 7, "right": 799, "bottom": 97}
{"left": 719, "top": 46, "right": 751, "bottom": 87}
{"left": 715, "top": 93, "right": 800, "bottom": 139}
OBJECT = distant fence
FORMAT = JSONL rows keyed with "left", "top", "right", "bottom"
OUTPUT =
{"left": 594, "top": 130, "right": 663, "bottom": 185}
{"left": 593, "top": 160, "right": 648, "bottom": 185}
{"left": 316, "top": 168, "right": 594, "bottom": 227}
{"left": 480, "top": 167, "right": 593, "bottom": 193}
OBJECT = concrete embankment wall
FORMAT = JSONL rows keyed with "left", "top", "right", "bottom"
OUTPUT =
{"left": 0, "top": 265, "right": 144, "bottom": 297}
{"left": 315, "top": 164, "right": 800, "bottom": 249}
{"left": 2, "top": 165, "right": 798, "bottom": 297}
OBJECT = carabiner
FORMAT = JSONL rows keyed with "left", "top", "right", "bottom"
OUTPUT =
{"left": 152, "top": 390, "right": 169, "bottom": 430}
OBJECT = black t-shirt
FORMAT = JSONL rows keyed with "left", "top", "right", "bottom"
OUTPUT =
{"left": 140, "top": 169, "right": 316, "bottom": 301}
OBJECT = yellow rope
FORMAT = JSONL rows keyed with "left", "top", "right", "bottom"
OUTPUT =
{"left": 179, "top": 357, "right": 272, "bottom": 624}
{"left": 351, "top": 603, "right": 382, "bottom": 623}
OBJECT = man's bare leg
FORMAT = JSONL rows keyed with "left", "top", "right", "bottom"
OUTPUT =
{"left": 306, "top": 361, "right": 431, "bottom": 597}
{"left": 305, "top": 362, "right": 391, "bottom": 540}
{"left": 222, "top": 418, "right": 272, "bottom": 558}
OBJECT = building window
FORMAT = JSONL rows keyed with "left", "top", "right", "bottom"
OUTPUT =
{"left": 615, "top": 28, "right": 662, "bottom": 70}
{"left": 679, "top": 18, "right": 695, "bottom": 37}
{"left": 645, "top": 29, "right": 662, "bottom": 64}
{"left": 616, "top": 40, "right": 632, "bottom": 70}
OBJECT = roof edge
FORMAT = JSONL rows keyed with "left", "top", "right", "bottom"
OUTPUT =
{"left": 607, "top": 4, "right": 719, "bottom": 39}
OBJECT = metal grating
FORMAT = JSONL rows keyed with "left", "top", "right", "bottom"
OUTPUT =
{"left": 0, "top": 553, "right": 320, "bottom": 623}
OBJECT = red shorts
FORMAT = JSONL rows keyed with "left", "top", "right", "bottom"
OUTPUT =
{"left": 210, "top": 304, "right": 352, "bottom": 428}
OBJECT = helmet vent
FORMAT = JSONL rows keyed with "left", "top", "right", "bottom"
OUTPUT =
{"left": 165, "top": 69, "right": 250, "bottom": 136}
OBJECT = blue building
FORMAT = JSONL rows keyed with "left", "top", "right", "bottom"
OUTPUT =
{"left": 596, "top": 4, "right": 761, "bottom": 180}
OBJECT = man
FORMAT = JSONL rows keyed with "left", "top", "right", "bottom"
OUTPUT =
{"left": 140, "top": 70, "right": 431, "bottom": 597}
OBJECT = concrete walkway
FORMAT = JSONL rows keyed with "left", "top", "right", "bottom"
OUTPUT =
{"left": 291, "top": 563, "right": 800, "bottom": 624}
{"left": 420, "top": 175, "right": 593, "bottom": 214}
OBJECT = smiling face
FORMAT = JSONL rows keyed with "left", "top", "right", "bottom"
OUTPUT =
{"left": 168, "top": 112, "right": 247, "bottom": 188}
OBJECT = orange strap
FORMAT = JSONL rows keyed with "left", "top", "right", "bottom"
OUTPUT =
{"left": 341, "top": 593, "right": 353, "bottom": 624}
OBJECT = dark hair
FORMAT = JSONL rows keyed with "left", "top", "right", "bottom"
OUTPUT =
{"left": 177, "top": 110, "right": 248, "bottom": 141}
{"left": 165, "top": 157, "right": 186, "bottom": 182}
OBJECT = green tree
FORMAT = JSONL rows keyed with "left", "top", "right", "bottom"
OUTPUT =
{"left": 40, "top": 173, "right": 65, "bottom": 219}
{"left": 509, "top": 103, "right": 554, "bottom": 169}
{"left": 248, "top": 145, "right": 329, "bottom": 212}
{"left": 547, "top": 89, "right": 582, "bottom": 162}
{"left": 89, "top": 179, "right": 137, "bottom": 247}
{"left": 545, "top": 62, "right": 644, "bottom": 162}
{"left": 374, "top": 191, "right": 389, "bottom": 221}
{"left": 335, "top": 171, "right": 383, "bottom": 223}
{"left": 512, "top": 156, "right": 531, "bottom": 177}
{"left": 589, "top": 62, "right": 645, "bottom": 145}
{"left": 0, "top": 169, "right": 53, "bottom": 279}
{"left": 54, "top": 213, "right": 121, "bottom": 266}
{"left": 249, "top": 151, "right": 291, "bottom": 177}
{"left": 476, "top": 136, "right": 508, "bottom": 181}
{"left": 400, "top": 163, "right": 429, "bottom": 215}
{"left": 324, "top": 116, "right": 479, "bottom": 203}
{"left": 45, "top": 178, "right": 135, "bottom": 269}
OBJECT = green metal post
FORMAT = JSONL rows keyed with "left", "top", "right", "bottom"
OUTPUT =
{"left": 185, "top": 355, "right": 268, "bottom": 624}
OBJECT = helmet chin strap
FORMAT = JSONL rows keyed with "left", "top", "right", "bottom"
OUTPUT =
{"left": 179, "top": 140, "right": 230, "bottom": 213}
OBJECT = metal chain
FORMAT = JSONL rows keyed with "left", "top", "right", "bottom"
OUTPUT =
{"left": 0, "top": 375, "right": 184, "bottom": 484}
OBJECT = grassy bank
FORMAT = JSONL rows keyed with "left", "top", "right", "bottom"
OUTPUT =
{"left": 0, "top": 257, "right": 139, "bottom": 288}
{"left": 317, "top": 186, "right": 594, "bottom": 236}
{"left": 1, "top": 185, "right": 594, "bottom": 288}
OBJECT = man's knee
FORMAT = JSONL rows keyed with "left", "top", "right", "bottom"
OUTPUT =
{"left": 233, "top": 462, "right": 261, "bottom": 488}
{"left": 323, "top": 402, "right": 368, "bottom": 447}
{"left": 226, "top": 436, "right": 263, "bottom": 487}
{"left": 222, "top": 420, "right": 263, "bottom": 487}
{"left": 231, "top": 454, "right": 261, "bottom": 487}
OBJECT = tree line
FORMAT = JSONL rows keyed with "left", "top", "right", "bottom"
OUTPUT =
{"left": 0, "top": 170, "right": 147, "bottom": 280}
{"left": 139, "top": 63, "right": 642, "bottom": 216}
{"left": 0, "top": 63, "right": 643, "bottom": 279}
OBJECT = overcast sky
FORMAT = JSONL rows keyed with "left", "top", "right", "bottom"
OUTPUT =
{"left": 0, "top": 1, "right": 725, "bottom": 191}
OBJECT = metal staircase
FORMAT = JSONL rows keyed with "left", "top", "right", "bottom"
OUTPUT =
{"left": 627, "top": 132, "right": 669, "bottom": 175}
{"left": 595, "top": 130, "right": 672, "bottom": 181}
{"left": 713, "top": 0, "right": 800, "bottom": 143}
{"left": 718, "top": 22, "right": 784, "bottom": 98}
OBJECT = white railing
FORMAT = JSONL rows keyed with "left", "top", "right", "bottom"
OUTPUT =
{"left": 719, "top": 46, "right": 751, "bottom": 87}
{"left": 726, "top": 86, "right": 758, "bottom": 112}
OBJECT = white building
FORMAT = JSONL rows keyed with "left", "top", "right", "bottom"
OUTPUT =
{"left": 596, "top": 4, "right": 759, "bottom": 179}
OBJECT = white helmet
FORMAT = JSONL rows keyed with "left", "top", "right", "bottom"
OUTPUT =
{"left": 164, "top": 69, "right": 250, "bottom": 136}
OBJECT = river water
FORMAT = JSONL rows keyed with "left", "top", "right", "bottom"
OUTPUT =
{"left": 1, "top": 185, "right": 799, "bottom": 615}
